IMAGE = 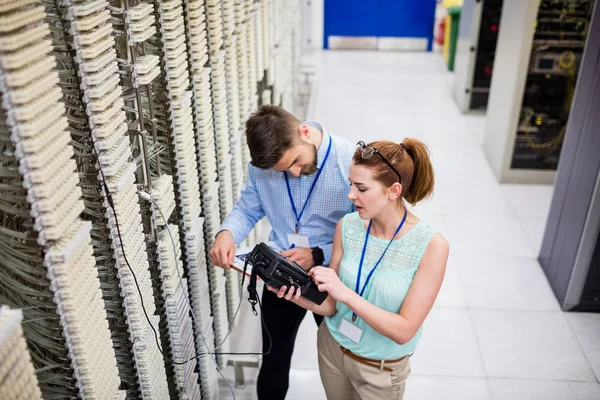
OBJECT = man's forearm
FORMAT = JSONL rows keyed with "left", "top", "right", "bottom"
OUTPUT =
{"left": 218, "top": 208, "right": 256, "bottom": 244}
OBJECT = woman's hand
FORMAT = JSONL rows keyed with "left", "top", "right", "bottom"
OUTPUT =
{"left": 267, "top": 284, "right": 302, "bottom": 301}
{"left": 309, "top": 266, "right": 352, "bottom": 304}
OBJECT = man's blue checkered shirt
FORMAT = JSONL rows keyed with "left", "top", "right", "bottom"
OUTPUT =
{"left": 219, "top": 122, "right": 355, "bottom": 265}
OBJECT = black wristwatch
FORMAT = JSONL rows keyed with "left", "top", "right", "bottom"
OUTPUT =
{"left": 311, "top": 246, "right": 324, "bottom": 266}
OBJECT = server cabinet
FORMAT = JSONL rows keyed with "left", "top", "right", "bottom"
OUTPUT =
{"left": 453, "top": 0, "right": 503, "bottom": 113}
{"left": 483, "top": 0, "right": 595, "bottom": 183}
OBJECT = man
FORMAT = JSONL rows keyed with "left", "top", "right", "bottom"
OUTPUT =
{"left": 209, "top": 105, "right": 354, "bottom": 400}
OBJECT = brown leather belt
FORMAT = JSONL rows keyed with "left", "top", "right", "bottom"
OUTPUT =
{"left": 339, "top": 344, "right": 408, "bottom": 372}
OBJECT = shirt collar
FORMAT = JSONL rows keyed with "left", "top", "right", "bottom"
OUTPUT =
{"left": 302, "top": 121, "right": 330, "bottom": 170}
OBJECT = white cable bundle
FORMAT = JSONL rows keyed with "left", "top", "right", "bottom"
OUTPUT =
{"left": 133, "top": 55, "right": 160, "bottom": 87}
{"left": 261, "top": 0, "right": 272, "bottom": 73}
{"left": 222, "top": 0, "right": 236, "bottom": 38}
{"left": 184, "top": 0, "right": 219, "bottom": 198}
{"left": 0, "top": 3, "right": 124, "bottom": 398}
{"left": 217, "top": 151, "right": 234, "bottom": 217}
{"left": 270, "top": 0, "right": 303, "bottom": 111}
{"left": 150, "top": 175, "right": 176, "bottom": 226}
{"left": 0, "top": 307, "right": 42, "bottom": 400}
{"left": 156, "top": 0, "right": 203, "bottom": 232}
{"left": 134, "top": 316, "right": 169, "bottom": 398}
{"left": 211, "top": 272, "right": 231, "bottom": 368}
{"left": 224, "top": 36, "right": 245, "bottom": 202}
{"left": 179, "top": 4, "right": 224, "bottom": 396}
{"left": 204, "top": 2, "right": 234, "bottom": 231}
{"left": 2, "top": 47, "right": 82, "bottom": 246}
{"left": 235, "top": 26, "right": 250, "bottom": 122}
{"left": 225, "top": 265, "right": 241, "bottom": 325}
{"left": 202, "top": 181, "right": 222, "bottom": 249}
{"left": 182, "top": 217, "right": 220, "bottom": 395}
{"left": 241, "top": 136, "right": 251, "bottom": 177}
{"left": 200, "top": 184, "right": 221, "bottom": 254}
{"left": 262, "top": 89, "right": 273, "bottom": 106}
{"left": 224, "top": 36, "right": 241, "bottom": 134}
{"left": 246, "top": 4, "right": 258, "bottom": 100}
{"left": 192, "top": 68, "right": 219, "bottom": 189}
{"left": 253, "top": 3, "right": 265, "bottom": 83}
{"left": 197, "top": 323, "right": 219, "bottom": 399}
{"left": 234, "top": 0, "right": 246, "bottom": 25}
{"left": 233, "top": 0, "right": 249, "bottom": 121}
{"left": 211, "top": 50, "right": 231, "bottom": 162}
{"left": 206, "top": 0, "right": 224, "bottom": 52}
{"left": 290, "top": 0, "right": 303, "bottom": 110}
{"left": 229, "top": 129, "right": 245, "bottom": 200}
{"left": 168, "top": 285, "right": 200, "bottom": 400}
{"left": 60, "top": 1, "right": 168, "bottom": 397}
{"left": 157, "top": 224, "right": 184, "bottom": 296}
{"left": 44, "top": 221, "right": 123, "bottom": 399}
{"left": 156, "top": 225, "right": 201, "bottom": 398}
{"left": 271, "top": 0, "right": 285, "bottom": 105}
{"left": 238, "top": 22, "right": 252, "bottom": 172}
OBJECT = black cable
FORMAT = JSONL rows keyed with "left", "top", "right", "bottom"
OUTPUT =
{"left": 92, "top": 159, "right": 273, "bottom": 400}
{"left": 88, "top": 144, "right": 165, "bottom": 361}
{"left": 56, "top": 0, "right": 167, "bottom": 364}
{"left": 171, "top": 256, "right": 272, "bottom": 364}
{"left": 145, "top": 194, "right": 273, "bottom": 362}
{"left": 94, "top": 151, "right": 236, "bottom": 399}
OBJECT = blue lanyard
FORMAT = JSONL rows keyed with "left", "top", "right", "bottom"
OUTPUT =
{"left": 352, "top": 208, "right": 408, "bottom": 322}
{"left": 284, "top": 134, "right": 332, "bottom": 234}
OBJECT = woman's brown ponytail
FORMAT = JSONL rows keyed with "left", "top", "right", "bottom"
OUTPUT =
{"left": 400, "top": 138, "right": 434, "bottom": 205}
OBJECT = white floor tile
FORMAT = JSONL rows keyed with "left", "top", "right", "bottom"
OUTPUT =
{"left": 500, "top": 184, "right": 555, "bottom": 219}
{"left": 520, "top": 217, "right": 548, "bottom": 255}
{"left": 488, "top": 378, "right": 600, "bottom": 400}
{"left": 405, "top": 376, "right": 492, "bottom": 400}
{"left": 287, "top": 369, "right": 326, "bottom": 400}
{"left": 435, "top": 181, "right": 515, "bottom": 217}
{"left": 565, "top": 312, "right": 600, "bottom": 382}
{"left": 429, "top": 142, "right": 497, "bottom": 181}
{"left": 417, "top": 111, "right": 485, "bottom": 147}
{"left": 218, "top": 366, "right": 258, "bottom": 400}
{"left": 433, "top": 256, "right": 466, "bottom": 308}
{"left": 410, "top": 308, "right": 486, "bottom": 377}
{"left": 443, "top": 215, "right": 534, "bottom": 258}
{"left": 290, "top": 314, "right": 320, "bottom": 370}
{"left": 454, "top": 255, "right": 560, "bottom": 311}
{"left": 470, "top": 310, "right": 597, "bottom": 382}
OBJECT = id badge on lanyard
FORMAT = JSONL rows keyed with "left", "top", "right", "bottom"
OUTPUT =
{"left": 339, "top": 318, "right": 363, "bottom": 344}
{"left": 348, "top": 208, "right": 408, "bottom": 327}
{"left": 284, "top": 134, "right": 332, "bottom": 235}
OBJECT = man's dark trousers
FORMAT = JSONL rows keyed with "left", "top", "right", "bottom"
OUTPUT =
{"left": 256, "top": 285, "right": 324, "bottom": 400}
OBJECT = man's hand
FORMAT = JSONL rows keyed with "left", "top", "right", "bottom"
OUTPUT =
{"left": 280, "top": 247, "right": 314, "bottom": 271}
{"left": 209, "top": 231, "right": 236, "bottom": 269}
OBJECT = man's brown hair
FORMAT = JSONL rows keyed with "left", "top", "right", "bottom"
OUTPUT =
{"left": 245, "top": 105, "right": 300, "bottom": 169}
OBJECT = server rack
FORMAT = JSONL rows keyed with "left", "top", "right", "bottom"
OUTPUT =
{"left": 483, "top": 0, "right": 595, "bottom": 184}
{"left": 453, "top": 0, "right": 503, "bottom": 113}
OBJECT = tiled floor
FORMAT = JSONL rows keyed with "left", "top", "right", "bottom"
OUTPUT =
{"left": 219, "top": 50, "right": 600, "bottom": 399}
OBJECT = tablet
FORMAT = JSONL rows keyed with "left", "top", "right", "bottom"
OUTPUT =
{"left": 229, "top": 241, "right": 283, "bottom": 279}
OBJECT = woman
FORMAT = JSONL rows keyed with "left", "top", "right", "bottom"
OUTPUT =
{"left": 268, "top": 139, "right": 449, "bottom": 400}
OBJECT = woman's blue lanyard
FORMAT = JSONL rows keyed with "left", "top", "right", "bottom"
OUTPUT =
{"left": 284, "top": 135, "right": 332, "bottom": 234}
{"left": 352, "top": 207, "right": 408, "bottom": 323}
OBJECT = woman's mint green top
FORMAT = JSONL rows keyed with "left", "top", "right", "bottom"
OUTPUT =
{"left": 325, "top": 212, "right": 437, "bottom": 359}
